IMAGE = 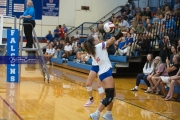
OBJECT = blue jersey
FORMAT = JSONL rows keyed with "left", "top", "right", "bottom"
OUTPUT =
{"left": 23, "top": 6, "right": 35, "bottom": 21}
{"left": 45, "top": 34, "right": 53, "bottom": 42}
{"left": 54, "top": 29, "right": 59, "bottom": 38}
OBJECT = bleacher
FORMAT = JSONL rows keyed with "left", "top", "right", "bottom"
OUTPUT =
{"left": 51, "top": 50, "right": 127, "bottom": 74}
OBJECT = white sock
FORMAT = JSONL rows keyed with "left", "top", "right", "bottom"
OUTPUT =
{"left": 95, "top": 110, "right": 100, "bottom": 116}
{"left": 135, "top": 86, "right": 138, "bottom": 89}
{"left": 147, "top": 87, "right": 150, "bottom": 90}
{"left": 106, "top": 111, "right": 111, "bottom": 114}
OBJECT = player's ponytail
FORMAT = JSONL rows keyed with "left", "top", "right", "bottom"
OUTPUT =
{"left": 83, "top": 37, "right": 96, "bottom": 58}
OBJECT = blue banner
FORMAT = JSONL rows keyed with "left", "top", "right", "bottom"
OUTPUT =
{"left": 0, "top": 56, "right": 41, "bottom": 64}
{"left": 6, "top": 29, "right": 19, "bottom": 83}
{"left": 43, "top": 0, "right": 59, "bottom": 16}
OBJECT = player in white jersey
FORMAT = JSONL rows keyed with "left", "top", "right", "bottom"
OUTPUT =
{"left": 83, "top": 53, "right": 104, "bottom": 107}
{"left": 83, "top": 33, "right": 121, "bottom": 120}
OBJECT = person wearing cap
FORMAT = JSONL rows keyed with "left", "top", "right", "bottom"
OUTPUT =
{"left": 136, "top": 22, "right": 146, "bottom": 34}
{"left": 119, "top": 17, "right": 129, "bottom": 31}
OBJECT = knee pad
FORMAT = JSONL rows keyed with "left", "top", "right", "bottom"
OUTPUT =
{"left": 101, "top": 88, "right": 115, "bottom": 107}
{"left": 98, "top": 87, "right": 104, "bottom": 94}
{"left": 86, "top": 86, "right": 92, "bottom": 92}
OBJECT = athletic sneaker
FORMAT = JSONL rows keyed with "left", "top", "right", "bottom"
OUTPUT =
{"left": 90, "top": 112, "right": 100, "bottom": 120}
{"left": 103, "top": 113, "right": 113, "bottom": 120}
{"left": 46, "top": 61, "right": 50, "bottom": 65}
{"left": 84, "top": 100, "right": 94, "bottom": 107}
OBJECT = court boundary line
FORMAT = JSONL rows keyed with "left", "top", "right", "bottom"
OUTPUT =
{"left": 116, "top": 98, "right": 174, "bottom": 120}
{"left": 0, "top": 96, "right": 23, "bottom": 120}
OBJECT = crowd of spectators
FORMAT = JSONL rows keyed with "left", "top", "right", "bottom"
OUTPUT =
{"left": 42, "top": 0, "right": 180, "bottom": 63}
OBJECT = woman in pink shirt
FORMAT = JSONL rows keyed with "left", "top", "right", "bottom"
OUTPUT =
{"left": 146, "top": 56, "right": 168, "bottom": 94}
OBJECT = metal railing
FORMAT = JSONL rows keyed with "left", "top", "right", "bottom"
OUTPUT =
{"left": 129, "top": 15, "right": 180, "bottom": 58}
{"left": 67, "top": 6, "right": 122, "bottom": 37}
{"left": 67, "top": 22, "right": 99, "bottom": 37}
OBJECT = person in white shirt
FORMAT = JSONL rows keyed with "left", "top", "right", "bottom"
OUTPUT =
{"left": 74, "top": 31, "right": 81, "bottom": 39}
{"left": 131, "top": 54, "right": 154, "bottom": 91}
{"left": 62, "top": 41, "right": 72, "bottom": 60}
{"left": 83, "top": 33, "right": 122, "bottom": 120}
{"left": 44, "top": 44, "right": 55, "bottom": 64}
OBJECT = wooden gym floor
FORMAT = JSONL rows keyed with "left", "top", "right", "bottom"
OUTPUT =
{"left": 0, "top": 64, "right": 180, "bottom": 120}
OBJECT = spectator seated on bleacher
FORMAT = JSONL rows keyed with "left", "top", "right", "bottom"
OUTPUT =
{"left": 164, "top": 6, "right": 171, "bottom": 19}
{"left": 127, "top": 7, "right": 136, "bottom": 21}
{"left": 152, "top": 7, "right": 164, "bottom": 23}
{"left": 170, "top": 45, "right": 177, "bottom": 65}
{"left": 44, "top": 44, "right": 55, "bottom": 65}
{"left": 136, "top": 7, "right": 143, "bottom": 17}
{"left": 136, "top": 22, "right": 146, "bottom": 34}
{"left": 99, "top": 24, "right": 106, "bottom": 40}
{"left": 144, "top": 7, "right": 152, "bottom": 19}
{"left": 165, "top": 69, "right": 180, "bottom": 101}
{"left": 109, "top": 13, "right": 115, "bottom": 22}
{"left": 54, "top": 40, "right": 64, "bottom": 57}
{"left": 131, "top": 54, "right": 154, "bottom": 91}
{"left": 113, "top": 17, "right": 119, "bottom": 25}
{"left": 62, "top": 41, "right": 72, "bottom": 61}
{"left": 54, "top": 26, "right": 59, "bottom": 41}
{"left": 42, "top": 40, "right": 50, "bottom": 54}
{"left": 45, "top": 30, "right": 53, "bottom": 42}
{"left": 114, "top": 37, "right": 126, "bottom": 56}
{"left": 174, "top": 0, "right": 180, "bottom": 12}
{"left": 165, "top": 13, "right": 176, "bottom": 36}
{"left": 71, "top": 38, "right": 79, "bottom": 48}
{"left": 151, "top": 54, "right": 180, "bottom": 98}
{"left": 74, "top": 31, "right": 81, "bottom": 39}
{"left": 177, "top": 39, "right": 180, "bottom": 55}
{"left": 162, "top": 1, "right": 171, "bottom": 11}
{"left": 64, "top": 33, "right": 70, "bottom": 43}
{"left": 76, "top": 43, "right": 87, "bottom": 63}
{"left": 88, "top": 28, "right": 95, "bottom": 37}
{"left": 146, "top": 56, "right": 168, "bottom": 93}
{"left": 119, "top": 17, "right": 129, "bottom": 31}
{"left": 72, "top": 42, "right": 81, "bottom": 61}
{"left": 159, "top": 36, "right": 171, "bottom": 63}
{"left": 114, "top": 32, "right": 133, "bottom": 56}
{"left": 114, "top": 24, "right": 120, "bottom": 36}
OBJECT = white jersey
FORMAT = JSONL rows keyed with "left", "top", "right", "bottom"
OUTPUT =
{"left": 93, "top": 42, "right": 112, "bottom": 75}
{"left": 91, "top": 55, "right": 98, "bottom": 66}
{"left": 46, "top": 48, "right": 55, "bottom": 55}
{"left": 86, "top": 54, "right": 98, "bottom": 66}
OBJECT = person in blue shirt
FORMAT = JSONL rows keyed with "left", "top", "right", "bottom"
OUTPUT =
{"left": 165, "top": 13, "right": 176, "bottom": 32}
{"left": 45, "top": 30, "right": 53, "bottom": 42}
{"left": 54, "top": 26, "right": 59, "bottom": 40}
{"left": 63, "top": 24, "right": 68, "bottom": 33}
{"left": 20, "top": 0, "right": 35, "bottom": 48}
{"left": 117, "top": 32, "right": 133, "bottom": 56}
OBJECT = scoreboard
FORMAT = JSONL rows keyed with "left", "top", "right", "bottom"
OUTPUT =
{"left": 0, "top": 0, "right": 42, "bottom": 19}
